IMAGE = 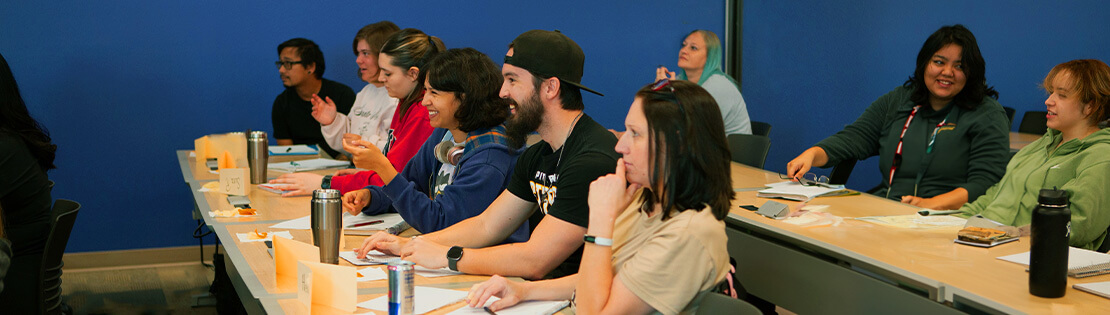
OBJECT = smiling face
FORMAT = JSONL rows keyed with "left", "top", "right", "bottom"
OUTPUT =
{"left": 501, "top": 48, "right": 546, "bottom": 144}
{"left": 923, "top": 44, "right": 967, "bottom": 109}
{"left": 377, "top": 53, "right": 418, "bottom": 100}
{"left": 422, "top": 78, "right": 462, "bottom": 130}
{"left": 278, "top": 47, "right": 314, "bottom": 87}
{"left": 1045, "top": 71, "right": 1095, "bottom": 132}
{"left": 676, "top": 32, "right": 708, "bottom": 72}
{"left": 355, "top": 40, "right": 380, "bottom": 84}
{"left": 616, "top": 98, "right": 653, "bottom": 188}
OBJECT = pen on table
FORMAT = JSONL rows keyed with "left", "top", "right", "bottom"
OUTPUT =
{"left": 346, "top": 220, "right": 384, "bottom": 228}
{"left": 483, "top": 307, "right": 498, "bottom": 315}
{"left": 286, "top": 147, "right": 292, "bottom": 152}
{"left": 917, "top": 209, "right": 962, "bottom": 216}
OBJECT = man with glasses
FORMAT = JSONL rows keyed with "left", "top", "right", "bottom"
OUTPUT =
{"left": 355, "top": 30, "right": 619, "bottom": 280}
{"left": 272, "top": 38, "right": 355, "bottom": 157}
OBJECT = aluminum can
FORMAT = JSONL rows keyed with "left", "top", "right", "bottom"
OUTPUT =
{"left": 388, "top": 260, "right": 415, "bottom": 315}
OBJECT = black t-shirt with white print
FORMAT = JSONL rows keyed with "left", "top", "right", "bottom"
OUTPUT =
{"left": 507, "top": 114, "right": 619, "bottom": 278}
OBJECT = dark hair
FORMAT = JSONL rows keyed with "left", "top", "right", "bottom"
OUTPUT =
{"left": 903, "top": 24, "right": 998, "bottom": 110}
{"left": 1042, "top": 59, "right": 1110, "bottom": 125}
{"left": 380, "top": 28, "right": 445, "bottom": 118}
{"left": 352, "top": 21, "right": 400, "bottom": 56}
{"left": 505, "top": 42, "right": 585, "bottom": 110}
{"left": 0, "top": 53, "right": 57, "bottom": 170}
{"left": 635, "top": 80, "right": 732, "bottom": 220}
{"left": 278, "top": 38, "right": 325, "bottom": 79}
{"left": 425, "top": 48, "right": 510, "bottom": 132}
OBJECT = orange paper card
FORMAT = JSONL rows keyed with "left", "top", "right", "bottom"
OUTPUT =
{"left": 274, "top": 237, "right": 320, "bottom": 291}
{"left": 297, "top": 260, "right": 357, "bottom": 314}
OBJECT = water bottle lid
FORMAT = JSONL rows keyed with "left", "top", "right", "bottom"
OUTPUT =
{"left": 313, "top": 189, "right": 341, "bottom": 199}
{"left": 1037, "top": 189, "right": 1068, "bottom": 206}
{"left": 249, "top": 131, "right": 267, "bottom": 139}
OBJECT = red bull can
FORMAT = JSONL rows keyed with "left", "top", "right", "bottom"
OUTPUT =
{"left": 388, "top": 260, "right": 414, "bottom": 315}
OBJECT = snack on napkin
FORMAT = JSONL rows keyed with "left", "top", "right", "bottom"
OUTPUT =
{"left": 249, "top": 229, "right": 268, "bottom": 240}
{"left": 957, "top": 226, "right": 1009, "bottom": 243}
{"left": 237, "top": 208, "right": 257, "bottom": 216}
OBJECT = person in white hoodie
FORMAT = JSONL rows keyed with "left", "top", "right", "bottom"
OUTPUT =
{"left": 311, "top": 21, "right": 401, "bottom": 154}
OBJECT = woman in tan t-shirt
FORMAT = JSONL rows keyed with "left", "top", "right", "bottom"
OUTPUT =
{"left": 465, "top": 79, "right": 734, "bottom": 315}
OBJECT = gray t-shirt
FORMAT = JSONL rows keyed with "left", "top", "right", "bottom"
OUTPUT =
{"left": 701, "top": 74, "right": 752, "bottom": 135}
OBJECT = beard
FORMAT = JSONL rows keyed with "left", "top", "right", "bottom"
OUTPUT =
{"left": 505, "top": 91, "right": 544, "bottom": 149}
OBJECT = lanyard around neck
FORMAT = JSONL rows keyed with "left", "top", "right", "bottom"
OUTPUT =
{"left": 888, "top": 105, "right": 956, "bottom": 197}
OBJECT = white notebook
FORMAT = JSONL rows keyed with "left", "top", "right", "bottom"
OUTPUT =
{"left": 267, "top": 158, "right": 349, "bottom": 172}
{"left": 1074, "top": 281, "right": 1110, "bottom": 299}
{"left": 756, "top": 181, "right": 849, "bottom": 201}
{"left": 996, "top": 246, "right": 1110, "bottom": 278}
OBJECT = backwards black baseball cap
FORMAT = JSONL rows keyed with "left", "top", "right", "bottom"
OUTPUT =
{"left": 504, "top": 29, "right": 603, "bottom": 96}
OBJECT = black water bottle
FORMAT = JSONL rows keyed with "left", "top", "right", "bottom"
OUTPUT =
{"left": 1029, "top": 188, "right": 1070, "bottom": 298}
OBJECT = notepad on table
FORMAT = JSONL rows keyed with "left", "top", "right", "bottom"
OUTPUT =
{"left": 269, "top": 213, "right": 410, "bottom": 235}
{"left": 339, "top": 251, "right": 398, "bottom": 266}
{"left": 267, "top": 158, "right": 349, "bottom": 172}
{"left": 269, "top": 144, "right": 318, "bottom": 155}
{"left": 1074, "top": 281, "right": 1110, "bottom": 299}
{"left": 997, "top": 246, "right": 1110, "bottom": 278}
{"left": 357, "top": 286, "right": 469, "bottom": 314}
{"left": 756, "top": 181, "right": 851, "bottom": 201}
{"left": 446, "top": 299, "right": 569, "bottom": 315}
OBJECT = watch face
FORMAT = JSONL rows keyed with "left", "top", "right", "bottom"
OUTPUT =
{"left": 447, "top": 246, "right": 463, "bottom": 259}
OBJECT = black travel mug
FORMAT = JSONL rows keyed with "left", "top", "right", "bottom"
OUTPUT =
{"left": 1029, "top": 188, "right": 1070, "bottom": 298}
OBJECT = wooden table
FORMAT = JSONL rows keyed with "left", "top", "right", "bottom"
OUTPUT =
{"left": 725, "top": 162, "right": 1110, "bottom": 314}
{"left": 1011, "top": 132, "right": 1041, "bottom": 152}
{"left": 176, "top": 149, "right": 340, "bottom": 183}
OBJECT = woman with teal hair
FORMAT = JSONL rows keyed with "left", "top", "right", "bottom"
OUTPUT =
{"left": 657, "top": 29, "right": 752, "bottom": 135}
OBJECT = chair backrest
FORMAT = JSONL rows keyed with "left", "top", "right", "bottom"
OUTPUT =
{"left": 749, "top": 121, "right": 772, "bottom": 137}
{"left": 697, "top": 292, "right": 762, "bottom": 315}
{"left": 1003, "top": 106, "right": 1017, "bottom": 127}
{"left": 828, "top": 159, "right": 857, "bottom": 185}
{"left": 1098, "top": 224, "right": 1110, "bottom": 253}
{"left": 728, "top": 134, "right": 771, "bottom": 169}
{"left": 1019, "top": 111, "right": 1049, "bottom": 135}
{"left": 41, "top": 199, "right": 81, "bottom": 314}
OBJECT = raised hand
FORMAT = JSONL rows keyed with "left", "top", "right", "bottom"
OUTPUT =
{"left": 309, "top": 94, "right": 339, "bottom": 126}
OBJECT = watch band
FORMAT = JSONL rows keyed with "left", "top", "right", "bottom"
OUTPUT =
{"left": 447, "top": 246, "right": 464, "bottom": 271}
{"left": 584, "top": 235, "right": 613, "bottom": 246}
{"left": 321, "top": 175, "right": 333, "bottom": 189}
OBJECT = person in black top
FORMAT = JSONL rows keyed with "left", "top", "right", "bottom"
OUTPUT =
{"left": 0, "top": 52, "right": 57, "bottom": 312}
{"left": 355, "top": 30, "right": 619, "bottom": 280}
{"left": 272, "top": 38, "right": 356, "bottom": 157}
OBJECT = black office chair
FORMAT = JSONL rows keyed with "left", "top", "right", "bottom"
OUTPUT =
{"left": 41, "top": 199, "right": 81, "bottom": 314}
{"left": 1098, "top": 225, "right": 1110, "bottom": 253}
{"left": 828, "top": 159, "right": 857, "bottom": 185}
{"left": 1003, "top": 106, "right": 1016, "bottom": 128}
{"left": 728, "top": 134, "right": 771, "bottom": 169}
{"left": 1019, "top": 111, "right": 1049, "bottom": 135}
{"left": 750, "top": 121, "right": 772, "bottom": 137}
{"left": 697, "top": 292, "right": 762, "bottom": 315}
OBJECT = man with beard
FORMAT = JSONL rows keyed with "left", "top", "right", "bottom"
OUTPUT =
{"left": 272, "top": 38, "right": 356, "bottom": 157}
{"left": 355, "top": 30, "right": 619, "bottom": 280}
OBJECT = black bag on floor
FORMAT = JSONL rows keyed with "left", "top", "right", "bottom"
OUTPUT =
{"left": 209, "top": 252, "right": 246, "bottom": 315}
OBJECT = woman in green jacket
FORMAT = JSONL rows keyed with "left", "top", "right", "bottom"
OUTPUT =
{"left": 786, "top": 25, "right": 1011, "bottom": 210}
{"left": 960, "top": 59, "right": 1110, "bottom": 250}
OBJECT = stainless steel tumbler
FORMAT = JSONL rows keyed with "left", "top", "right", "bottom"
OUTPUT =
{"left": 247, "top": 131, "right": 268, "bottom": 184}
{"left": 310, "top": 189, "right": 343, "bottom": 264}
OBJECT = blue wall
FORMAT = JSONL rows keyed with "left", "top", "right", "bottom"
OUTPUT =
{"left": 0, "top": 1, "right": 725, "bottom": 252}
{"left": 743, "top": 1, "right": 1110, "bottom": 190}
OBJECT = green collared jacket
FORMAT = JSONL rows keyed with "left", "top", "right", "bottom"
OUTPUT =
{"left": 960, "top": 128, "right": 1110, "bottom": 250}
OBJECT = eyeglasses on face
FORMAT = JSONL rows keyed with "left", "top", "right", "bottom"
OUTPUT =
{"left": 275, "top": 60, "right": 306, "bottom": 70}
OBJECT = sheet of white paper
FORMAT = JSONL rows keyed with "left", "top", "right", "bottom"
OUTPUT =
{"left": 446, "top": 298, "right": 570, "bottom": 315}
{"left": 189, "top": 151, "right": 196, "bottom": 157}
{"left": 356, "top": 267, "right": 388, "bottom": 282}
{"left": 270, "top": 213, "right": 406, "bottom": 231}
{"left": 414, "top": 266, "right": 463, "bottom": 278}
{"left": 269, "top": 145, "right": 318, "bottom": 155}
{"left": 357, "top": 286, "right": 469, "bottom": 314}
{"left": 340, "top": 251, "right": 399, "bottom": 266}
{"left": 267, "top": 158, "right": 349, "bottom": 172}
{"left": 235, "top": 230, "right": 293, "bottom": 243}
{"left": 998, "top": 247, "right": 1110, "bottom": 269}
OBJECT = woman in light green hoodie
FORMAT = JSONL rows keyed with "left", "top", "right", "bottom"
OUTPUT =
{"left": 960, "top": 59, "right": 1110, "bottom": 250}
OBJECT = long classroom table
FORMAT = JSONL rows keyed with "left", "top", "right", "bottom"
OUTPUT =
{"left": 725, "top": 163, "right": 1110, "bottom": 314}
{"left": 176, "top": 150, "right": 537, "bottom": 314}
